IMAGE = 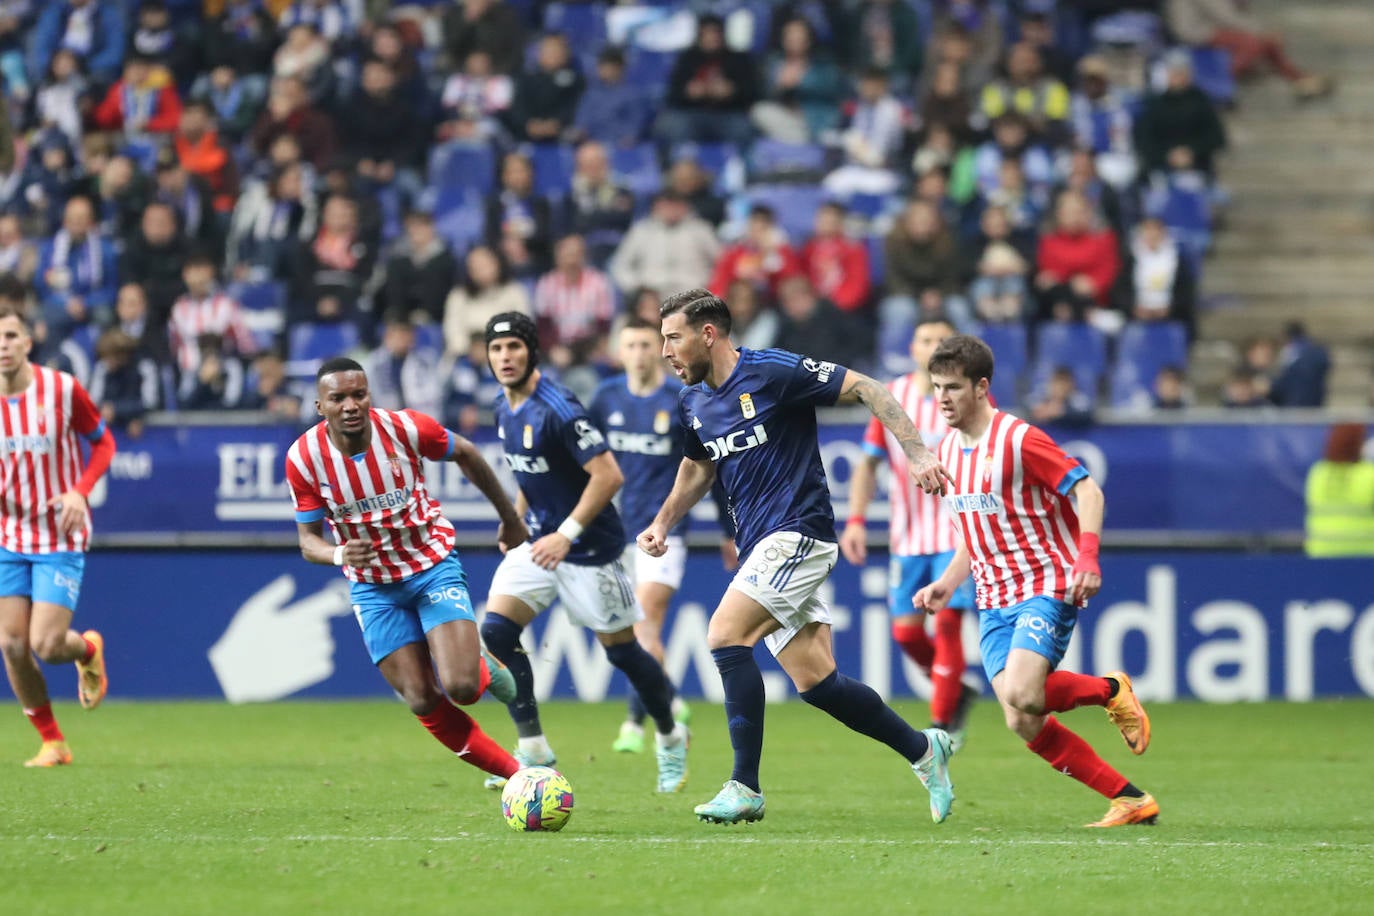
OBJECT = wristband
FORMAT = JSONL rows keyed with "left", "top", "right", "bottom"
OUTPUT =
{"left": 557, "top": 518, "right": 584, "bottom": 542}
{"left": 333, "top": 544, "right": 345, "bottom": 566}
{"left": 846, "top": 515, "right": 866, "bottom": 527}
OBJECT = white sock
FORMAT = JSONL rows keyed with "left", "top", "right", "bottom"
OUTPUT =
{"left": 656, "top": 722, "right": 686, "bottom": 747}
{"left": 670, "top": 696, "right": 687, "bottom": 718}
{"left": 517, "top": 735, "right": 553, "bottom": 759}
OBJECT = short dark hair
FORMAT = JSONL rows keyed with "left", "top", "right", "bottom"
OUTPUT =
{"left": 915, "top": 315, "right": 956, "bottom": 333}
{"left": 928, "top": 335, "right": 995, "bottom": 384}
{"left": 620, "top": 315, "right": 660, "bottom": 334}
{"left": 183, "top": 250, "right": 217, "bottom": 270}
{"left": 660, "top": 288, "right": 732, "bottom": 336}
{"left": 0, "top": 300, "right": 30, "bottom": 331}
{"left": 316, "top": 356, "right": 365, "bottom": 382}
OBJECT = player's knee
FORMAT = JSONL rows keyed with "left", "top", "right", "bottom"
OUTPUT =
{"left": 30, "top": 632, "right": 67, "bottom": 663}
{"left": 400, "top": 681, "right": 443, "bottom": 716}
{"left": 1002, "top": 687, "right": 1046, "bottom": 718}
{"left": 440, "top": 670, "right": 482, "bottom": 706}
{"left": 0, "top": 631, "right": 30, "bottom": 663}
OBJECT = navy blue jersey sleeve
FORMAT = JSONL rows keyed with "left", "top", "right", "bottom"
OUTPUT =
{"left": 760, "top": 350, "right": 847, "bottom": 407}
{"left": 557, "top": 408, "right": 611, "bottom": 467}
{"left": 679, "top": 396, "right": 708, "bottom": 461}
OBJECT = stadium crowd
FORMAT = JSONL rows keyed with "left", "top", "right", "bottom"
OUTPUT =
{"left": 0, "top": 0, "right": 1335, "bottom": 437}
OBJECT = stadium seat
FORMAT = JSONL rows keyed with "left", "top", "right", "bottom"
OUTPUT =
{"left": 287, "top": 323, "right": 362, "bottom": 377}
{"left": 413, "top": 322, "right": 444, "bottom": 355}
{"left": 749, "top": 139, "right": 827, "bottom": 183}
{"left": 529, "top": 143, "right": 576, "bottom": 198}
{"left": 542, "top": 3, "right": 609, "bottom": 49}
{"left": 433, "top": 187, "right": 486, "bottom": 253}
{"left": 745, "top": 185, "right": 829, "bottom": 242}
{"left": 1109, "top": 321, "right": 1189, "bottom": 406}
{"left": 1189, "top": 47, "right": 1236, "bottom": 106}
{"left": 121, "top": 138, "right": 161, "bottom": 173}
{"left": 229, "top": 281, "right": 286, "bottom": 350}
{"left": 976, "top": 322, "right": 1029, "bottom": 409}
{"left": 611, "top": 143, "right": 662, "bottom": 198}
{"left": 624, "top": 49, "right": 675, "bottom": 100}
{"left": 673, "top": 141, "right": 746, "bottom": 194}
{"left": 1031, "top": 322, "right": 1107, "bottom": 398}
{"left": 427, "top": 143, "right": 496, "bottom": 196}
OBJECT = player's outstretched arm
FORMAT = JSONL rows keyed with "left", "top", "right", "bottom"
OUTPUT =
{"left": 839, "top": 453, "right": 881, "bottom": 565}
{"left": 1067, "top": 476, "right": 1105, "bottom": 606}
{"left": 449, "top": 434, "right": 528, "bottom": 551}
{"left": 639, "top": 457, "right": 715, "bottom": 556}
{"left": 837, "top": 370, "right": 951, "bottom": 496}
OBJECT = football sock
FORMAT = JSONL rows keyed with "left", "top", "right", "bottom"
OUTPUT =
{"left": 800, "top": 670, "right": 930, "bottom": 764}
{"left": 24, "top": 704, "right": 64, "bottom": 743}
{"left": 626, "top": 690, "right": 647, "bottom": 726}
{"left": 711, "top": 646, "right": 765, "bottom": 793}
{"left": 1027, "top": 715, "right": 1129, "bottom": 799}
{"left": 81, "top": 636, "right": 97, "bottom": 663}
{"left": 603, "top": 641, "right": 675, "bottom": 735}
{"left": 928, "top": 609, "right": 967, "bottom": 726}
{"left": 891, "top": 621, "right": 934, "bottom": 671}
{"left": 1043, "top": 671, "right": 1113, "bottom": 712}
{"left": 480, "top": 614, "right": 542, "bottom": 738}
{"left": 417, "top": 701, "right": 519, "bottom": 778}
{"left": 1116, "top": 782, "right": 1145, "bottom": 799}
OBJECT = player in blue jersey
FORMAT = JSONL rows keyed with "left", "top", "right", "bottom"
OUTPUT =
{"left": 479, "top": 313, "right": 690, "bottom": 795}
{"left": 639, "top": 288, "right": 957, "bottom": 825}
{"left": 589, "top": 317, "right": 696, "bottom": 753}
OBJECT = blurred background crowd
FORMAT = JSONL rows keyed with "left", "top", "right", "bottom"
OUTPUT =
{"left": 0, "top": 0, "right": 1342, "bottom": 438}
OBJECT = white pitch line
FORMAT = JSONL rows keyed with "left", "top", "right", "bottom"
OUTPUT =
{"left": 10, "top": 834, "right": 1374, "bottom": 852}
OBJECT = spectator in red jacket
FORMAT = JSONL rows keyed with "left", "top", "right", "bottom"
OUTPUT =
{"left": 799, "top": 202, "right": 870, "bottom": 313}
{"left": 92, "top": 54, "right": 183, "bottom": 137}
{"left": 1035, "top": 190, "right": 1119, "bottom": 321}
{"left": 708, "top": 204, "right": 801, "bottom": 303}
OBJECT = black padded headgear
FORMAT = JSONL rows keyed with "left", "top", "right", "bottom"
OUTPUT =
{"left": 484, "top": 312, "right": 540, "bottom": 385}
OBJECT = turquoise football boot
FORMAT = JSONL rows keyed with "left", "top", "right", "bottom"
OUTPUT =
{"left": 913, "top": 728, "right": 955, "bottom": 823}
{"left": 694, "top": 780, "right": 765, "bottom": 824}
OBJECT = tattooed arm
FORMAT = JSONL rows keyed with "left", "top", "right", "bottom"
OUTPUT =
{"left": 836, "top": 370, "right": 952, "bottom": 495}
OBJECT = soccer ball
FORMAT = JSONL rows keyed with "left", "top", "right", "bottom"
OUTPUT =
{"left": 501, "top": 766, "right": 574, "bottom": 832}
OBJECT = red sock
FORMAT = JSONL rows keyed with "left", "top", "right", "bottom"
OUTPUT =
{"left": 81, "top": 636, "right": 97, "bottom": 663}
{"left": 417, "top": 701, "right": 519, "bottom": 779}
{"left": 928, "top": 609, "right": 967, "bottom": 725}
{"left": 892, "top": 621, "right": 934, "bottom": 672}
{"left": 452, "top": 656, "right": 493, "bottom": 707}
{"left": 24, "top": 704, "right": 65, "bottom": 742}
{"left": 1043, "top": 671, "right": 1112, "bottom": 712}
{"left": 1027, "top": 716, "right": 1128, "bottom": 799}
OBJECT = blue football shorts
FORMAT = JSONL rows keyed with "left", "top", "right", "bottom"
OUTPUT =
{"left": 978, "top": 595, "right": 1079, "bottom": 681}
{"left": 889, "top": 550, "right": 976, "bottom": 617}
{"left": 349, "top": 550, "right": 476, "bottom": 664}
{"left": 0, "top": 546, "right": 85, "bottom": 611}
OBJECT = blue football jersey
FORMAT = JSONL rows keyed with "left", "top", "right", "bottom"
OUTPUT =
{"left": 494, "top": 374, "right": 624, "bottom": 565}
{"left": 680, "top": 348, "right": 847, "bottom": 558}
{"left": 589, "top": 375, "right": 688, "bottom": 539}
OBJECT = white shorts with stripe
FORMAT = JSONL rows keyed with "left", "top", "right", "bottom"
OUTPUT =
{"left": 728, "top": 531, "right": 838, "bottom": 657}
{"left": 623, "top": 535, "right": 687, "bottom": 591}
{"left": 489, "top": 542, "right": 643, "bottom": 633}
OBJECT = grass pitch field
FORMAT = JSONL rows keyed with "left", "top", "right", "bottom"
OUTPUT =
{"left": 2, "top": 699, "right": 1371, "bottom": 915}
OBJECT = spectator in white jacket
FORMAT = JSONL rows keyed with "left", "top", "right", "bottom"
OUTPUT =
{"left": 609, "top": 190, "right": 720, "bottom": 299}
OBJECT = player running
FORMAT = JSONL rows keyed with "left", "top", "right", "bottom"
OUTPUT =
{"left": 286, "top": 357, "right": 525, "bottom": 784}
{"left": 588, "top": 317, "right": 696, "bottom": 754}
{"left": 914, "top": 335, "right": 1157, "bottom": 828}
{"left": 0, "top": 304, "right": 114, "bottom": 767}
{"left": 840, "top": 318, "right": 979, "bottom": 750}
{"left": 479, "top": 313, "right": 690, "bottom": 794}
{"left": 640, "top": 289, "right": 956, "bottom": 825}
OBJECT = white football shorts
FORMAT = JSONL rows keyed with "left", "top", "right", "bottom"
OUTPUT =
{"left": 488, "top": 541, "right": 643, "bottom": 633}
{"left": 625, "top": 535, "right": 687, "bottom": 591}
{"left": 727, "top": 531, "right": 838, "bottom": 657}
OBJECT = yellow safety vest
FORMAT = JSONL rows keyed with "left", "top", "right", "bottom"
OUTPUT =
{"left": 1305, "top": 461, "right": 1374, "bottom": 557}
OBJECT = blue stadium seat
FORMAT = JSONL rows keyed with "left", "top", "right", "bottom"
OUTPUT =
{"left": 543, "top": 3, "right": 609, "bottom": 49}
{"left": 1109, "top": 320, "right": 1188, "bottom": 406}
{"left": 624, "top": 49, "right": 675, "bottom": 100}
{"left": 749, "top": 139, "right": 827, "bottom": 181}
{"left": 413, "top": 322, "right": 444, "bottom": 355}
{"left": 121, "top": 138, "right": 161, "bottom": 173}
{"left": 745, "top": 185, "right": 828, "bottom": 242}
{"left": 428, "top": 143, "right": 496, "bottom": 195}
{"left": 610, "top": 143, "right": 662, "bottom": 198}
{"left": 288, "top": 323, "right": 362, "bottom": 377}
{"left": 529, "top": 142, "right": 576, "bottom": 197}
{"left": 1031, "top": 322, "right": 1107, "bottom": 398}
{"left": 976, "top": 322, "right": 1029, "bottom": 409}
{"left": 1190, "top": 46, "right": 1236, "bottom": 106}
{"left": 228, "top": 280, "right": 286, "bottom": 350}
{"left": 433, "top": 187, "right": 486, "bottom": 253}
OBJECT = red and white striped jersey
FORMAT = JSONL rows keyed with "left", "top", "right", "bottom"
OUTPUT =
{"left": 0, "top": 365, "right": 104, "bottom": 553}
{"left": 936, "top": 410, "right": 1087, "bottom": 609}
{"left": 861, "top": 374, "right": 956, "bottom": 556}
{"left": 168, "top": 291, "right": 258, "bottom": 372}
{"left": 285, "top": 408, "right": 458, "bottom": 584}
{"left": 532, "top": 267, "right": 615, "bottom": 344}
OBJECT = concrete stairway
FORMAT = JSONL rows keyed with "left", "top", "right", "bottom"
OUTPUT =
{"left": 1191, "top": 0, "right": 1374, "bottom": 405}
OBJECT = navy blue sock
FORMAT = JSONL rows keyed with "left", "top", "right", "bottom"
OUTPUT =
{"left": 712, "top": 645, "right": 765, "bottom": 793}
{"left": 626, "top": 689, "right": 647, "bottom": 726}
{"left": 800, "top": 670, "right": 930, "bottom": 764}
{"left": 479, "top": 615, "right": 541, "bottom": 738}
{"left": 603, "top": 641, "right": 676, "bottom": 735}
